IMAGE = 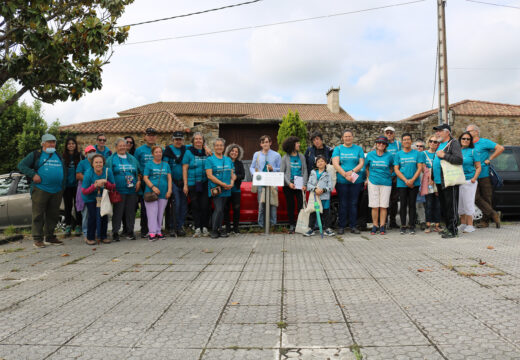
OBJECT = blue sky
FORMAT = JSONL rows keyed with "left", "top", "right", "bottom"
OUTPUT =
{"left": 29, "top": 0, "right": 520, "bottom": 125}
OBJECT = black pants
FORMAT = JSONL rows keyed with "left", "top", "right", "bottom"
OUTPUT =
{"left": 438, "top": 185, "right": 459, "bottom": 235}
{"left": 425, "top": 193, "right": 441, "bottom": 223}
{"left": 63, "top": 186, "right": 80, "bottom": 227}
{"left": 112, "top": 193, "right": 138, "bottom": 235}
{"left": 211, "top": 197, "right": 227, "bottom": 231}
{"left": 388, "top": 177, "right": 399, "bottom": 224}
{"left": 224, "top": 192, "right": 241, "bottom": 231}
{"left": 398, "top": 186, "right": 419, "bottom": 228}
{"left": 309, "top": 208, "right": 330, "bottom": 230}
{"left": 357, "top": 185, "right": 370, "bottom": 229}
{"left": 139, "top": 196, "right": 149, "bottom": 235}
{"left": 189, "top": 184, "right": 210, "bottom": 230}
{"left": 283, "top": 186, "right": 303, "bottom": 226}
{"left": 122, "top": 195, "right": 138, "bottom": 234}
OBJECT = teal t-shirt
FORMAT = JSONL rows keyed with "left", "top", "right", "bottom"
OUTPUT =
{"left": 424, "top": 151, "right": 435, "bottom": 169}
{"left": 165, "top": 145, "right": 190, "bottom": 181}
{"left": 386, "top": 140, "right": 401, "bottom": 177}
{"left": 111, "top": 155, "right": 138, "bottom": 194}
{"left": 35, "top": 152, "right": 64, "bottom": 194}
{"left": 432, "top": 140, "right": 449, "bottom": 185}
{"left": 134, "top": 144, "right": 155, "bottom": 173}
{"left": 81, "top": 167, "right": 115, "bottom": 203}
{"left": 144, "top": 161, "right": 171, "bottom": 199}
{"left": 66, "top": 160, "right": 77, "bottom": 187}
{"left": 184, "top": 148, "right": 207, "bottom": 186}
{"left": 462, "top": 148, "right": 480, "bottom": 180}
{"left": 365, "top": 151, "right": 394, "bottom": 186}
{"left": 205, "top": 155, "right": 233, "bottom": 198}
{"left": 394, "top": 149, "right": 425, "bottom": 188}
{"left": 473, "top": 138, "right": 497, "bottom": 178}
{"left": 332, "top": 144, "right": 364, "bottom": 184}
{"left": 289, "top": 155, "right": 302, "bottom": 181}
{"left": 76, "top": 158, "right": 91, "bottom": 175}
{"left": 95, "top": 145, "right": 111, "bottom": 158}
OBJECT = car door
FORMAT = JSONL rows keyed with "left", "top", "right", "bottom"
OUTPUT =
{"left": 491, "top": 146, "right": 520, "bottom": 214}
{"left": 7, "top": 175, "right": 32, "bottom": 226}
{"left": 0, "top": 175, "right": 16, "bottom": 228}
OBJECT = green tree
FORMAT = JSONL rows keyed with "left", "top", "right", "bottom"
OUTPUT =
{"left": 0, "top": 0, "right": 134, "bottom": 115}
{"left": 277, "top": 110, "right": 308, "bottom": 156}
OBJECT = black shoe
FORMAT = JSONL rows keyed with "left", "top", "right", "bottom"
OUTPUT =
{"left": 210, "top": 230, "right": 219, "bottom": 239}
{"left": 288, "top": 225, "right": 295, "bottom": 234}
{"left": 389, "top": 222, "right": 398, "bottom": 230}
{"left": 113, "top": 232, "right": 120, "bottom": 242}
{"left": 219, "top": 230, "right": 229, "bottom": 238}
{"left": 350, "top": 228, "right": 360, "bottom": 234}
{"left": 233, "top": 227, "right": 240, "bottom": 235}
{"left": 409, "top": 227, "right": 416, "bottom": 235}
{"left": 400, "top": 227, "right": 407, "bottom": 235}
{"left": 420, "top": 222, "right": 426, "bottom": 231}
{"left": 337, "top": 228, "right": 345, "bottom": 235}
{"left": 442, "top": 232, "right": 457, "bottom": 239}
{"left": 176, "top": 229, "right": 186, "bottom": 237}
{"left": 126, "top": 233, "right": 136, "bottom": 240}
{"left": 140, "top": 232, "right": 148, "bottom": 239}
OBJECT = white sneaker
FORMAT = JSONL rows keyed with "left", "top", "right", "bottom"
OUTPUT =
{"left": 193, "top": 228, "right": 202, "bottom": 238}
{"left": 202, "top": 227, "right": 210, "bottom": 237}
{"left": 463, "top": 225, "right": 476, "bottom": 233}
{"left": 324, "top": 228, "right": 336, "bottom": 236}
{"left": 458, "top": 224, "right": 467, "bottom": 233}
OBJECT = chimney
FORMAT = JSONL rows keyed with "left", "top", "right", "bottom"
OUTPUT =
{"left": 326, "top": 87, "right": 340, "bottom": 114}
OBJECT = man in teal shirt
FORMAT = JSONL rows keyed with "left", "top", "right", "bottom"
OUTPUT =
{"left": 383, "top": 126, "right": 401, "bottom": 229}
{"left": 18, "top": 134, "right": 66, "bottom": 248}
{"left": 94, "top": 133, "right": 112, "bottom": 158}
{"left": 466, "top": 124, "right": 504, "bottom": 228}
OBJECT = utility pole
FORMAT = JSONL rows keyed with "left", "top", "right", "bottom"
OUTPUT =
{"left": 437, "top": 0, "right": 449, "bottom": 125}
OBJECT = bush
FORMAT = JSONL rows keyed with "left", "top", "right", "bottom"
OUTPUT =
{"left": 277, "top": 110, "right": 308, "bottom": 157}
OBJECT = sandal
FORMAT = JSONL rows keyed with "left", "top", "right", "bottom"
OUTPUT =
{"left": 434, "top": 226, "right": 441, "bottom": 232}
{"left": 102, "top": 239, "right": 112, "bottom": 244}
{"left": 370, "top": 225, "right": 379, "bottom": 235}
{"left": 424, "top": 225, "right": 432, "bottom": 233}
{"left": 85, "top": 239, "right": 96, "bottom": 246}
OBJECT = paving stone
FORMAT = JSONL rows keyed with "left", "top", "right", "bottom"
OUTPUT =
{"left": 282, "top": 323, "right": 354, "bottom": 348}
{"left": 49, "top": 346, "right": 133, "bottom": 359}
{"left": 0, "top": 344, "right": 58, "bottom": 359}
{"left": 351, "top": 321, "right": 430, "bottom": 346}
{"left": 207, "top": 324, "right": 280, "bottom": 348}
{"left": 128, "top": 347, "right": 202, "bottom": 359}
{"left": 220, "top": 305, "right": 281, "bottom": 324}
{"left": 361, "top": 345, "right": 444, "bottom": 360}
{"left": 136, "top": 323, "right": 213, "bottom": 348}
{"left": 202, "top": 349, "right": 278, "bottom": 359}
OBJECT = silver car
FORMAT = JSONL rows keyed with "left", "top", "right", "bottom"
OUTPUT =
{"left": 0, "top": 172, "right": 65, "bottom": 229}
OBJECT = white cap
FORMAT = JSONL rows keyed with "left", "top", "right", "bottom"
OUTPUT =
{"left": 384, "top": 126, "right": 395, "bottom": 132}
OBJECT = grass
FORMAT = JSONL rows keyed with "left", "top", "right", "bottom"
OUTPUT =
{"left": 2, "top": 225, "right": 17, "bottom": 236}
{"left": 64, "top": 256, "right": 86, "bottom": 265}
{"left": 0, "top": 248, "right": 25, "bottom": 255}
{"left": 350, "top": 344, "right": 363, "bottom": 360}
{"left": 276, "top": 321, "right": 288, "bottom": 329}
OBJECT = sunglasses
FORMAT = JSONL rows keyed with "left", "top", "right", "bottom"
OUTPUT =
{"left": 461, "top": 137, "right": 471, "bottom": 141}
{"left": 385, "top": 131, "right": 394, "bottom": 134}
{"left": 97, "top": 139, "right": 106, "bottom": 142}
{"left": 429, "top": 140, "right": 439, "bottom": 144}
{"left": 126, "top": 141, "right": 134, "bottom": 144}
{"left": 416, "top": 145, "right": 425, "bottom": 148}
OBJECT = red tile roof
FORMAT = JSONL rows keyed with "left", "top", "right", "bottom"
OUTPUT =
{"left": 118, "top": 101, "right": 354, "bottom": 121}
{"left": 59, "top": 111, "right": 186, "bottom": 134}
{"left": 402, "top": 100, "right": 520, "bottom": 122}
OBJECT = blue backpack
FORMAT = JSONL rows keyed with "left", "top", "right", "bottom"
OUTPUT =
{"left": 489, "top": 163, "right": 503, "bottom": 189}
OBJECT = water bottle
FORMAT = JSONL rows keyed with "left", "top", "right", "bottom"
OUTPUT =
{"left": 428, "top": 184, "right": 434, "bottom": 192}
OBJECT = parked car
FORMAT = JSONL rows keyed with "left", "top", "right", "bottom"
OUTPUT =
{"left": 0, "top": 172, "right": 65, "bottom": 229}
{"left": 491, "top": 145, "right": 520, "bottom": 215}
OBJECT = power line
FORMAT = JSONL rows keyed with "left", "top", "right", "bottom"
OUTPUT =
{"left": 122, "top": 0, "right": 426, "bottom": 46}
{"left": 119, "top": 0, "right": 263, "bottom": 28}
{"left": 465, "top": 0, "right": 520, "bottom": 9}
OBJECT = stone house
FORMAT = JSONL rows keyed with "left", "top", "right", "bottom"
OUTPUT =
{"left": 400, "top": 100, "right": 520, "bottom": 145}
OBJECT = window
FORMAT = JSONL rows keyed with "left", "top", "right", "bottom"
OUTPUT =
{"left": 16, "top": 177, "right": 30, "bottom": 194}
{"left": 0, "top": 177, "right": 14, "bottom": 196}
{"left": 491, "top": 150, "right": 519, "bottom": 172}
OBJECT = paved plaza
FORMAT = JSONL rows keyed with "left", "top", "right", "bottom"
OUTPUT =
{"left": 0, "top": 224, "right": 519, "bottom": 360}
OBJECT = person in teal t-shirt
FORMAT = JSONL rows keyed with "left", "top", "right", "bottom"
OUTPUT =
{"left": 143, "top": 146, "right": 172, "bottom": 241}
{"left": 62, "top": 138, "right": 82, "bottom": 236}
{"left": 383, "top": 126, "right": 401, "bottom": 229}
{"left": 205, "top": 138, "right": 235, "bottom": 239}
{"left": 458, "top": 132, "right": 482, "bottom": 234}
{"left": 224, "top": 144, "right": 245, "bottom": 235}
{"left": 332, "top": 130, "right": 365, "bottom": 234}
{"left": 394, "top": 133, "right": 424, "bottom": 234}
{"left": 466, "top": 124, "right": 504, "bottom": 228}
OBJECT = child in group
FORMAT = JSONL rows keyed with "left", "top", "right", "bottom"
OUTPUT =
{"left": 305, "top": 155, "right": 335, "bottom": 237}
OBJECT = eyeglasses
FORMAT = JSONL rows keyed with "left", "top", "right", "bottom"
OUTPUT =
{"left": 385, "top": 131, "right": 394, "bottom": 134}
{"left": 126, "top": 141, "right": 134, "bottom": 144}
{"left": 416, "top": 145, "right": 425, "bottom": 148}
{"left": 97, "top": 139, "right": 106, "bottom": 142}
{"left": 429, "top": 140, "right": 439, "bottom": 144}
{"left": 461, "top": 137, "right": 471, "bottom": 141}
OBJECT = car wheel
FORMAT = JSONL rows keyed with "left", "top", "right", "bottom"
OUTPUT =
{"left": 55, "top": 211, "right": 66, "bottom": 232}
{"left": 472, "top": 206, "right": 483, "bottom": 221}
{"left": 329, "top": 198, "right": 339, "bottom": 229}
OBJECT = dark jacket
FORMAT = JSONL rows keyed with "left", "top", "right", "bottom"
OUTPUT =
{"left": 18, "top": 150, "right": 67, "bottom": 193}
{"left": 304, "top": 145, "right": 333, "bottom": 175}
{"left": 233, "top": 159, "right": 245, "bottom": 189}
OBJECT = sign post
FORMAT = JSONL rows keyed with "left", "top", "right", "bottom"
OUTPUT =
{"left": 253, "top": 172, "right": 284, "bottom": 235}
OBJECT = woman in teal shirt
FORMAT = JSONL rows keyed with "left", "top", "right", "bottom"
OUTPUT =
{"left": 107, "top": 138, "right": 141, "bottom": 241}
{"left": 458, "top": 132, "right": 481, "bottom": 233}
{"left": 205, "top": 138, "right": 235, "bottom": 239}
{"left": 332, "top": 130, "right": 365, "bottom": 234}
{"left": 81, "top": 154, "right": 115, "bottom": 245}
{"left": 62, "top": 138, "right": 82, "bottom": 236}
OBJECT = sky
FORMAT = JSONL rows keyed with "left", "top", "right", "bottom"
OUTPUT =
{"left": 28, "top": 0, "right": 520, "bottom": 125}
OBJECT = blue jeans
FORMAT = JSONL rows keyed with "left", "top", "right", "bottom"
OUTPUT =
{"left": 86, "top": 202, "right": 107, "bottom": 241}
{"left": 257, "top": 187, "right": 277, "bottom": 227}
{"left": 81, "top": 207, "right": 88, "bottom": 237}
{"left": 171, "top": 182, "right": 187, "bottom": 230}
{"left": 336, "top": 182, "right": 363, "bottom": 229}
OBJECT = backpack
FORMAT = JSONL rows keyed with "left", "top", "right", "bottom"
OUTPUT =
{"left": 26, "top": 150, "right": 63, "bottom": 184}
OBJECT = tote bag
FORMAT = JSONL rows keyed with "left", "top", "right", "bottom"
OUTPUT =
{"left": 440, "top": 140, "right": 465, "bottom": 187}
{"left": 305, "top": 190, "right": 323, "bottom": 213}
{"left": 100, "top": 188, "right": 113, "bottom": 217}
{"left": 295, "top": 191, "right": 310, "bottom": 234}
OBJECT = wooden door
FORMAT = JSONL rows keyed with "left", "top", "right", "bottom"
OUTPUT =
{"left": 219, "top": 124, "right": 279, "bottom": 160}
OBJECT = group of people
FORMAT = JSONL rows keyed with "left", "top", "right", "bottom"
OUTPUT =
{"left": 17, "top": 122, "right": 503, "bottom": 248}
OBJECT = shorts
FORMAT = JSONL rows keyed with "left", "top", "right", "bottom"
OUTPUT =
{"left": 368, "top": 181, "right": 392, "bottom": 208}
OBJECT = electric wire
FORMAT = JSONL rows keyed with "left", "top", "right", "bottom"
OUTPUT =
{"left": 465, "top": 0, "right": 520, "bottom": 9}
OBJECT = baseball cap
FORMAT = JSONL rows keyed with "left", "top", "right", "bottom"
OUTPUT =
{"left": 84, "top": 145, "right": 96, "bottom": 154}
{"left": 145, "top": 127, "right": 157, "bottom": 135}
{"left": 433, "top": 124, "right": 451, "bottom": 132}
{"left": 172, "top": 131, "right": 184, "bottom": 139}
{"left": 383, "top": 126, "right": 395, "bottom": 133}
{"left": 375, "top": 136, "right": 388, "bottom": 145}
{"left": 41, "top": 134, "right": 57, "bottom": 142}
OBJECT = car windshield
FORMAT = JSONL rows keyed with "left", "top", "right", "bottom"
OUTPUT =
{"left": 0, "top": 177, "right": 14, "bottom": 196}
{"left": 491, "top": 149, "right": 519, "bottom": 172}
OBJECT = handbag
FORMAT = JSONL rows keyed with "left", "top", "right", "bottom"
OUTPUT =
{"left": 489, "top": 163, "right": 503, "bottom": 189}
{"left": 100, "top": 188, "right": 113, "bottom": 217}
{"left": 305, "top": 190, "right": 323, "bottom": 213}
{"left": 210, "top": 186, "right": 222, "bottom": 197}
{"left": 259, "top": 186, "right": 279, "bottom": 207}
{"left": 144, "top": 163, "right": 163, "bottom": 202}
{"left": 295, "top": 190, "right": 310, "bottom": 234}
{"left": 440, "top": 140, "right": 465, "bottom": 187}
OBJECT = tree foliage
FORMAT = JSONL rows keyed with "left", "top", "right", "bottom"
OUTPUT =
{"left": 0, "top": 81, "right": 74, "bottom": 174}
{"left": 277, "top": 110, "right": 308, "bottom": 157}
{"left": 0, "top": 0, "right": 134, "bottom": 115}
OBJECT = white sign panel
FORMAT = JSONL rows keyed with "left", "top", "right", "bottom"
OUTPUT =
{"left": 252, "top": 172, "right": 284, "bottom": 187}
